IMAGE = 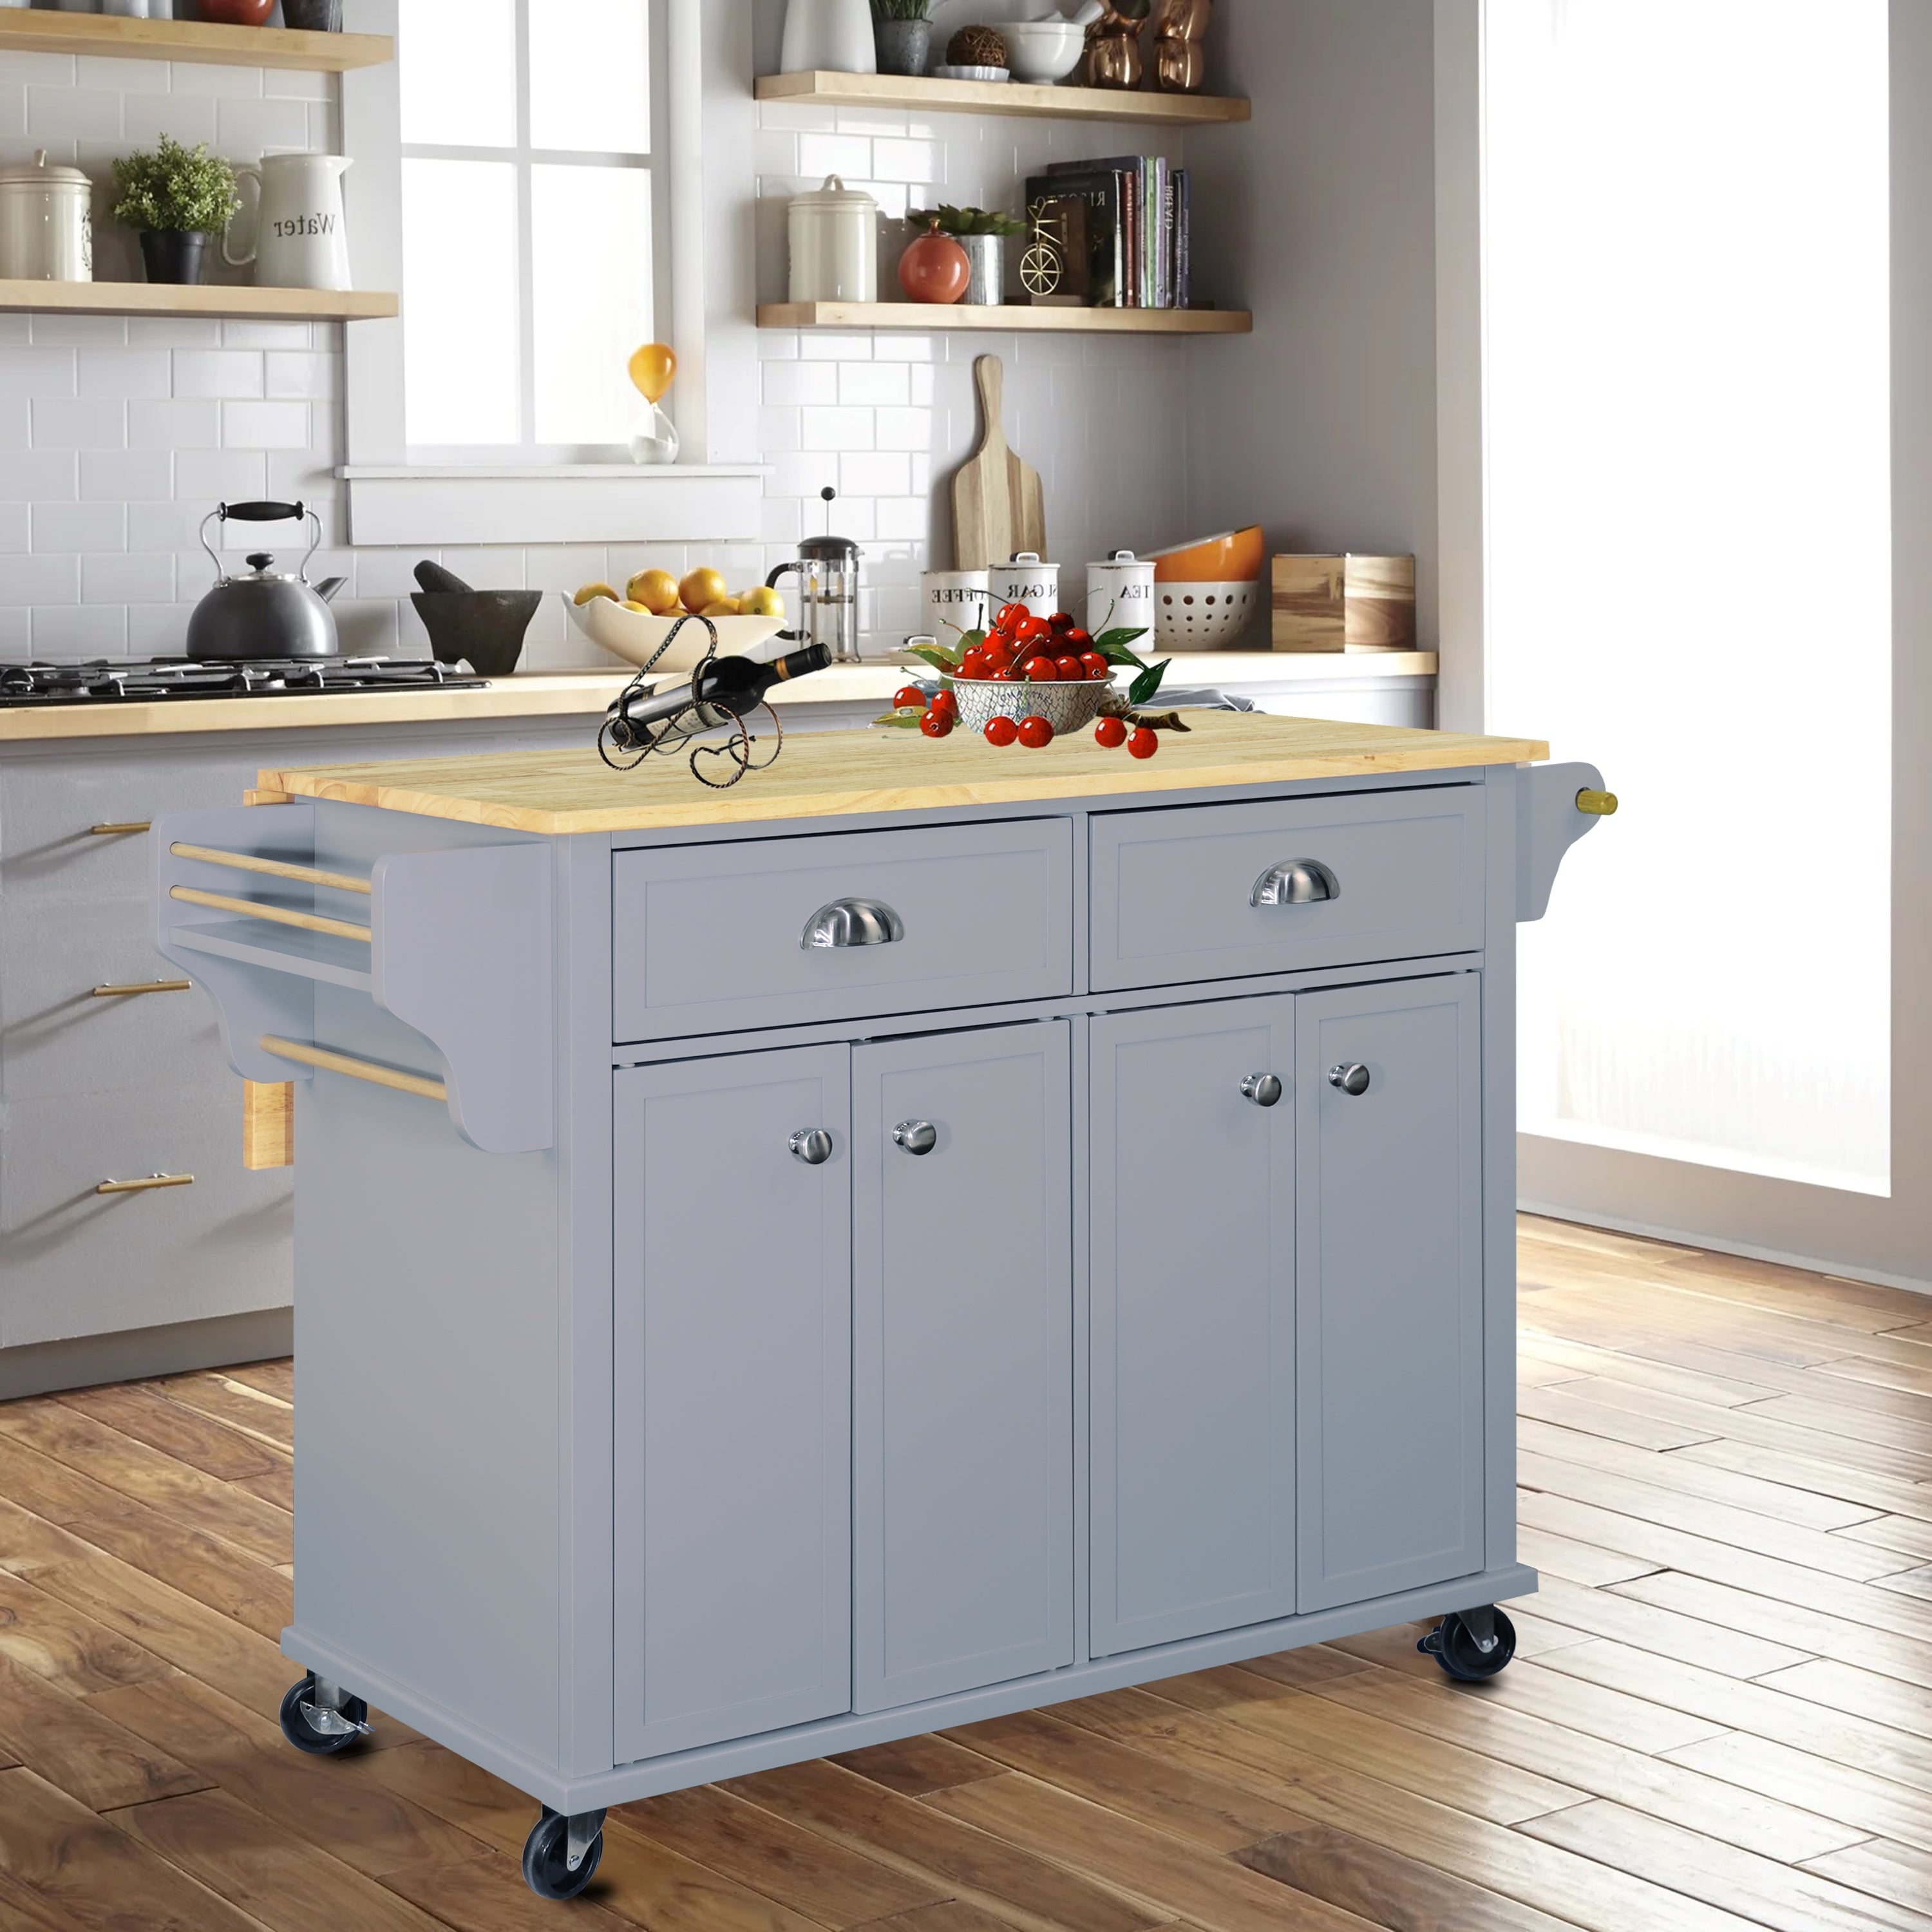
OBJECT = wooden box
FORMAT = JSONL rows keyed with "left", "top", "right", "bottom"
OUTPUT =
{"left": 1272, "top": 554, "right": 1417, "bottom": 653}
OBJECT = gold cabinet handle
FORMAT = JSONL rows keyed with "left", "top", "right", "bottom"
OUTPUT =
{"left": 1576, "top": 789, "right": 1619, "bottom": 817}
{"left": 92, "top": 980, "right": 193, "bottom": 999}
{"left": 96, "top": 1173, "right": 194, "bottom": 1195}
{"left": 89, "top": 822, "right": 152, "bottom": 837}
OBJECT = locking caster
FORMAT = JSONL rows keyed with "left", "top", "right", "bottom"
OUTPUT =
{"left": 277, "top": 1673, "right": 370, "bottom": 1756}
{"left": 1418, "top": 1605, "right": 1517, "bottom": 1682}
{"left": 523, "top": 1806, "right": 606, "bottom": 1901}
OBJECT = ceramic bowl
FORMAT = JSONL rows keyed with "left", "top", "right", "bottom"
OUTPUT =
{"left": 931, "top": 64, "right": 1012, "bottom": 82}
{"left": 565, "top": 595, "right": 784, "bottom": 673}
{"left": 1154, "top": 580, "right": 1259, "bottom": 651}
{"left": 412, "top": 591, "right": 541, "bottom": 677}
{"left": 998, "top": 22, "right": 1085, "bottom": 83}
{"left": 1150, "top": 525, "right": 1266, "bottom": 584}
{"left": 947, "top": 674, "right": 1114, "bottom": 736}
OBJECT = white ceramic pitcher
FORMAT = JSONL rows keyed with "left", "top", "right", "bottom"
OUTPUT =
{"left": 223, "top": 153, "right": 352, "bottom": 290}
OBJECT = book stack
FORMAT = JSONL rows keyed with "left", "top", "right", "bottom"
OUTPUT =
{"left": 1021, "top": 156, "right": 1191, "bottom": 310}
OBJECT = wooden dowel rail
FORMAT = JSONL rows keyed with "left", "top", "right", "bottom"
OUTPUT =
{"left": 93, "top": 980, "right": 193, "bottom": 999}
{"left": 261, "top": 1036, "right": 448, "bottom": 1104}
{"left": 90, "top": 821, "right": 151, "bottom": 837}
{"left": 171, "top": 842, "right": 373, "bottom": 896}
{"left": 97, "top": 1173, "right": 194, "bottom": 1195}
{"left": 169, "top": 885, "right": 372, "bottom": 943}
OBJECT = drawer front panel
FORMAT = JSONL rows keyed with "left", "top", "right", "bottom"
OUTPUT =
{"left": 612, "top": 819, "right": 1074, "bottom": 1041}
{"left": 1089, "top": 788, "right": 1485, "bottom": 992}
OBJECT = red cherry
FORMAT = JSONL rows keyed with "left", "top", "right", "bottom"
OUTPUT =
{"left": 993, "top": 602, "right": 1028, "bottom": 632}
{"left": 1064, "top": 627, "right": 1093, "bottom": 652}
{"left": 984, "top": 715, "right": 1018, "bottom": 746}
{"left": 1079, "top": 652, "right": 1110, "bottom": 681}
{"left": 1049, "top": 611, "right": 1077, "bottom": 633}
{"left": 1021, "top": 656, "right": 1059, "bottom": 683}
{"left": 1014, "top": 615, "right": 1050, "bottom": 647}
{"left": 893, "top": 685, "right": 928, "bottom": 712}
{"left": 1128, "top": 726, "right": 1158, "bottom": 759}
{"left": 1018, "top": 714, "right": 1054, "bottom": 750}
{"left": 1094, "top": 716, "right": 1128, "bottom": 748}
{"left": 1054, "top": 654, "right": 1083, "bottom": 682}
{"left": 993, "top": 666, "right": 1019, "bottom": 681}
{"left": 958, "top": 652, "right": 990, "bottom": 680}
{"left": 920, "top": 708, "right": 954, "bottom": 739}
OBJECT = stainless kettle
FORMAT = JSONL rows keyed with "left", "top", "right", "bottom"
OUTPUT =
{"left": 186, "top": 502, "right": 346, "bottom": 661}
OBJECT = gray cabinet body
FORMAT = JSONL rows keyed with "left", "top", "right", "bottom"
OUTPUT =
{"left": 152, "top": 755, "right": 1604, "bottom": 1817}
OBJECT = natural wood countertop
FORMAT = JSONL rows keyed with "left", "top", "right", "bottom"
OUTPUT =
{"left": 0, "top": 654, "right": 1438, "bottom": 744}
{"left": 258, "top": 710, "right": 1546, "bottom": 837}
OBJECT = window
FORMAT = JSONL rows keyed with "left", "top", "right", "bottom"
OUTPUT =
{"left": 1486, "top": 0, "right": 1893, "bottom": 1195}
{"left": 396, "top": 0, "right": 668, "bottom": 462}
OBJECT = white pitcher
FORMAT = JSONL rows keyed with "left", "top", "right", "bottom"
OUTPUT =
{"left": 223, "top": 153, "right": 352, "bottom": 291}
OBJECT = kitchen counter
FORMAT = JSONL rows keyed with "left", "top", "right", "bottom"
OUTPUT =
{"left": 256, "top": 708, "right": 1541, "bottom": 837}
{"left": 0, "top": 652, "right": 1437, "bottom": 743}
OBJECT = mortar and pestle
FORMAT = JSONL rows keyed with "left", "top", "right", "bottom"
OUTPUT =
{"left": 410, "top": 562, "right": 542, "bottom": 676}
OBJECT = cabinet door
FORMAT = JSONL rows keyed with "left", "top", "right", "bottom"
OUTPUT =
{"left": 1296, "top": 976, "right": 1485, "bottom": 1613}
{"left": 612, "top": 1046, "right": 851, "bottom": 1762}
{"left": 853, "top": 1024, "right": 1074, "bottom": 1712}
{"left": 1090, "top": 997, "right": 1297, "bottom": 1656}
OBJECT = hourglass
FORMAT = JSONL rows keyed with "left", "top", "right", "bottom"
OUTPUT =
{"left": 627, "top": 342, "right": 680, "bottom": 466}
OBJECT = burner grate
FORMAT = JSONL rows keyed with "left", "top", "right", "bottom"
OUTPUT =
{"left": 0, "top": 658, "right": 491, "bottom": 706}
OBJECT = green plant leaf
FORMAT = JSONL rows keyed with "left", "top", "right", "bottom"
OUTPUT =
{"left": 1095, "top": 626, "right": 1149, "bottom": 652}
{"left": 873, "top": 710, "right": 927, "bottom": 728}
{"left": 1099, "top": 641, "right": 1147, "bottom": 669}
{"left": 907, "top": 644, "right": 961, "bottom": 674}
{"left": 1128, "top": 659, "right": 1172, "bottom": 707}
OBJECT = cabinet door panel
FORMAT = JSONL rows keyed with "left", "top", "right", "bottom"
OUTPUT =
{"left": 853, "top": 1024, "right": 1073, "bottom": 1712}
{"left": 1090, "top": 998, "right": 1296, "bottom": 1656}
{"left": 613, "top": 1046, "right": 851, "bottom": 1761}
{"left": 1296, "top": 976, "right": 1484, "bottom": 1612}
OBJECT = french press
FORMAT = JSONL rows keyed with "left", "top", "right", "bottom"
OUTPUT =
{"left": 766, "top": 489, "right": 863, "bottom": 663}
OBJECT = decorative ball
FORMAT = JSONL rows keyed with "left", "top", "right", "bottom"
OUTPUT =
{"left": 947, "top": 24, "right": 1010, "bottom": 68}
{"left": 899, "top": 220, "right": 971, "bottom": 305}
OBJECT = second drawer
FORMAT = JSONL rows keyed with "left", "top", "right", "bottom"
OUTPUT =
{"left": 612, "top": 818, "right": 1074, "bottom": 1041}
{"left": 1090, "top": 786, "right": 1486, "bottom": 992}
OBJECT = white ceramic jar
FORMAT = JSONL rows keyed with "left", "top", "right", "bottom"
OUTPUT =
{"left": 920, "top": 569, "right": 992, "bottom": 642}
{"left": 1086, "top": 549, "right": 1157, "bottom": 641}
{"left": 780, "top": 0, "right": 876, "bottom": 74}
{"left": 0, "top": 151, "right": 93, "bottom": 283}
{"left": 788, "top": 175, "right": 878, "bottom": 303}
{"left": 990, "top": 552, "right": 1059, "bottom": 620}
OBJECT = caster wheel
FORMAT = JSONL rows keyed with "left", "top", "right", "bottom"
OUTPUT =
{"left": 1418, "top": 1607, "right": 1517, "bottom": 1682}
{"left": 278, "top": 1674, "right": 369, "bottom": 1756}
{"left": 523, "top": 1806, "right": 605, "bottom": 1902}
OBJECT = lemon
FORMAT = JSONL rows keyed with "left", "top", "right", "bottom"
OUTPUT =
{"left": 627, "top": 567, "right": 681, "bottom": 616}
{"left": 701, "top": 597, "right": 743, "bottom": 619}
{"left": 621, "top": 600, "right": 652, "bottom": 614}
{"left": 574, "top": 582, "right": 620, "bottom": 606}
{"left": 679, "top": 566, "right": 727, "bottom": 614}
{"left": 740, "top": 584, "right": 785, "bottom": 619}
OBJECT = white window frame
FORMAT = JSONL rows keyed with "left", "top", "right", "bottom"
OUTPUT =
{"left": 337, "top": 0, "right": 764, "bottom": 545}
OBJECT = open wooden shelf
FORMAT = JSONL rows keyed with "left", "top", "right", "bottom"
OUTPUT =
{"left": 759, "top": 301, "right": 1250, "bottom": 336}
{"left": 0, "top": 280, "right": 397, "bottom": 323}
{"left": 757, "top": 71, "right": 1249, "bottom": 125}
{"left": 0, "top": 10, "right": 391, "bottom": 72}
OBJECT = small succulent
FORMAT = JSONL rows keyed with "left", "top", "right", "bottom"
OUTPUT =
{"left": 872, "top": 0, "right": 931, "bottom": 18}
{"left": 947, "top": 23, "right": 1010, "bottom": 68}
{"left": 110, "top": 136, "right": 240, "bottom": 235}
{"left": 910, "top": 204, "right": 1027, "bottom": 239}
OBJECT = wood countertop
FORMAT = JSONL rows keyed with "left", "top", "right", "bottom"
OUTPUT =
{"left": 0, "top": 654, "right": 1438, "bottom": 744}
{"left": 258, "top": 710, "right": 1546, "bottom": 837}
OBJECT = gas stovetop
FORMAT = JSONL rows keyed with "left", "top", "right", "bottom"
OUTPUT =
{"left": 0, "top": 658, "right": 490, "bottom": 707}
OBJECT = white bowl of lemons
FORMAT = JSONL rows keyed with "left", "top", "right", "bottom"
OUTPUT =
{"left": 569, "top": 567, "right": 787, "bottom": 673}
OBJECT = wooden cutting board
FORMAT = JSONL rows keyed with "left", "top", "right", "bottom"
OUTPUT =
{"left": 951, "top": 354, "right": 1046, "bottom": 571}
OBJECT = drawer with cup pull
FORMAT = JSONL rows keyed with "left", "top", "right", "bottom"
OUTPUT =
{"left": 612, "top": 819, "right": 1074, "bottom": 1042}
{"left": 1088, "top": 787, "right": 1486, "bottom": 993}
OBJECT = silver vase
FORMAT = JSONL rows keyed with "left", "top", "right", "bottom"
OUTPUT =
{"left": 961, "top": 232, "right": 1006, "bottom": 306}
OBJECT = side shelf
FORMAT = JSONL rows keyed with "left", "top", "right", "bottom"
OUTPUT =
{"left": 152, "top": 804, "right": 555, "bottom": 1155}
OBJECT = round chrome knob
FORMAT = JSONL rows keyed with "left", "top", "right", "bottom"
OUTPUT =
{"left": 892, "top": 1120, "right": 938, "bottom": 1157}
{"left": 789, "top": 1128, "right": 833, "bottom": 1166}
{"left": 1240, "top": 1073, "right": 1283, "bottom": 1108}
{"left": 1328, "top": 1063, "right": 1372, "bottom": 1097}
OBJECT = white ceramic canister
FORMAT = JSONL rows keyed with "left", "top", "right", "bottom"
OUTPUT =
{"left": 920, "top": 569, "right": 992, "bottom": 642}
{"left": 779, "top": 0, "right": 877, "bottom": 74}
{"left": 1086, "top": 549, "right": 1157, "bottom": 642}
{"left": 989, "top": 552, "right": 1059, "bottom": 620}
{"left": 788, "top": 175, "right": 878, "bottom": 303}
{"left": 0, "top": 151, "right": 92, "bottom": 283}
{"left": 223, "top": 153, "right": 352, "bottom": 290}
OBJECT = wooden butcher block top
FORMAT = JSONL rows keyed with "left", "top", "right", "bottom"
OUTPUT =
{"left": 258, "top": 712, "right": 1550, "bottom": 837}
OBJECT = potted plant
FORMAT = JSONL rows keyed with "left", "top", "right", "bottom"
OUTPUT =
{"left": 871, "top": 0, "right": 932, "bottom": 76}
{"left": 909, "top": 204, "right": 1026, "bottom": 305}
{"left": 111, "top": 135, "right": 240, "bottom": 287}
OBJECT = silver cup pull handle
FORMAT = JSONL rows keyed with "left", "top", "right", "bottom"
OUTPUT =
{"left": 1252, "top": 859, "right": 1340, "bottom": 907}
{"left": 1329, "top": 1063, "right": 1372, "bottom": 1097}
{"left": 802, "top": 898, "right": 906, "bottom": 950}
{"left": 789, "top": 1129, "right": 833, "bottom": 1166}
{"left": 1241, "top": 1073, "right": 1283, "bottom": 1108}
{"left": 893, "top": 1120, "right": 938, "bottom": 1157}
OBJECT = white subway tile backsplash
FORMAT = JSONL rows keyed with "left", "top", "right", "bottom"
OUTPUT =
{"left": 8, "top": 450, "right": 78, "bottom": 501}
{"left": 29, "top": 315, "right": 126, "bottom": 348}
{"left": 797, "top": 133, "right": 873, "bottom": 180}
{"left": 23, "top": 86, "right": 122, "bottom": 144}
{"left": 128, "top": 397, "right": 221, "bottom": 450}
{"left": 0, "top": 350, "right": 75, "bottom": 400}
{"left": 167, "top": 60, "right": 265, "bottom": 99}
{"left": 838, "top": 361, "right": 909, "bottom": 408}
{"left": 222, "top": 400, "right": 311, "bottom": 450}
{"left": 74, "top": 55, "right": 169, "bottom": 95}
{"left": 762, "top": 359, "right": 838, "bottom": 407}
{"left": 174, "top": 448, "right": 268, "bottom": 506}
{"left": 126, "top": 502, "right": 202, "bottom": 553}
{"left": 31, "top": 398, "right": 124, "bottom": 450}
{"left": 840, "top": 451, "right": 909, "bottom": 497}
{"left": 81, "top": 551, "right": 173, "bottom": 605}
{"left": 77, "top": 348, "right": 171, "bottom": 400}
{"left": 870, "top": 138, "right": 942, "bottom": 186}
{"left": 118, "top": 94, "right": 218, "bottom": 149}
{"left": 873, "top": 406, "right": 934, "bottom": 453}
{"left": 32, "top": 500, "right": 124, "bottom": 553}
{"left": 80, "top": 450, "right": 172, "bottom": 502}
{"left": 264, "top": 352, "right": 337, "bottom": 400}
{"left": 33, "top": 602, "right": 128, "bottom": 658}
{"left": 0, "top": 502, "right": 26, "bottom": 553}
{"left": 216, "top": 95, "right": 315, "bottom": 155}
{"left": 0, "top": 553, "right": 80, "bottom": 605}
{"left": 173, "top": 350, "right": 265, "bottom": 401}
{"left": 800, "top": 406, "right": 875, "bottom": 453}
{"left": 757, "top": 405, "right": 803, "bottom": 455}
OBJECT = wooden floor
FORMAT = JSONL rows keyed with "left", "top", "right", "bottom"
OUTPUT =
{"left": 4, "top": 1217, "right": 1932, "bottom": 1930}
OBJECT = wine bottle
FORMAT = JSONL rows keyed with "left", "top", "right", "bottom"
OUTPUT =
{"left": 607, "top": 644, "right": 833, "bottom": 751}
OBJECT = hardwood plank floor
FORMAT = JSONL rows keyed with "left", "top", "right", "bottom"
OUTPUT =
{"left": 2, "top": 1216, "right": 1929, "bottom": 1929}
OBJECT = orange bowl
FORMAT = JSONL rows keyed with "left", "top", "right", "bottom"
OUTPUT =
{"left": 1150, "top": 526, "right": 1265, "bottom": 584}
